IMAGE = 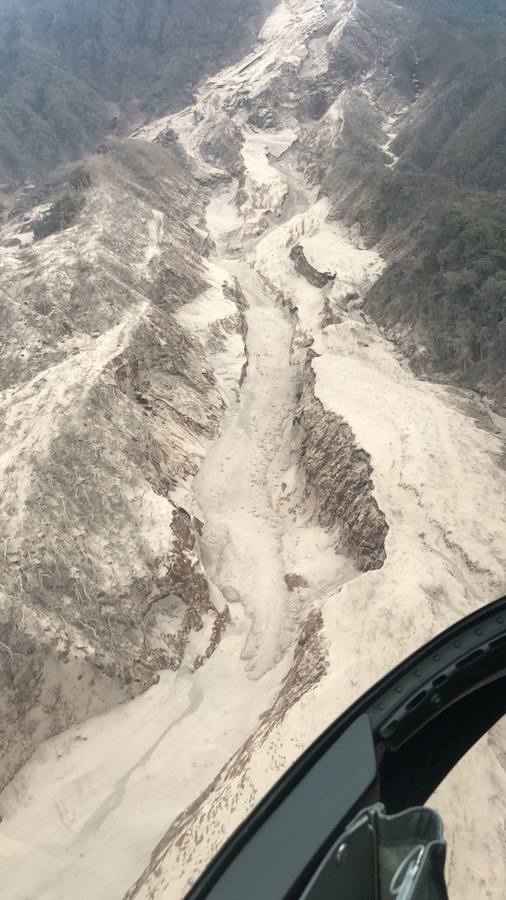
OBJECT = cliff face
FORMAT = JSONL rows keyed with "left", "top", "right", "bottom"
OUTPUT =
{"left": 289, "top": 244, "right": 336, "bottom": 288}
{"left": 299, "top": 359, "right": 388, "bottom": 572}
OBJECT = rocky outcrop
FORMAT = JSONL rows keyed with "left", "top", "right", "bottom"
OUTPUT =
{"left": 298, "top": 356, "right": 389, "bottom": 572}
{"left": 290, "top": 243, "right": 336, "bottom": 288}
{"left": 200, "top": 117, "right": 245, "bottom": 178}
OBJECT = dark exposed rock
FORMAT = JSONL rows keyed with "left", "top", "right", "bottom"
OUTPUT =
{"left": 321, "top": 297, "right": 343, "bottom": 328}
{"left": 200, "top": 119, "right": 245, "bottom": 178}
{"left": 158, "top": 128, "right": 178, "bottom": 145}
{"left": 298, "top": 358, "right": 389, "bottom": 573}
{"left": 284, "top": 573, "right": 309, "bottom": 592}
{"left": 289, "top": 244, "right": 336, "bottom": 289}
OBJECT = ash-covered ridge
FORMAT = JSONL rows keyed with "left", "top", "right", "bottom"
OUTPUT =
{"left": 0, "top": 140, "right": 247, "bottom": 790}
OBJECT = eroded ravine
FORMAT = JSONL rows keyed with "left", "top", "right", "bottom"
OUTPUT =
{"left": 192, "top": 154, "right": 357, "bottom": 678}
{"left": 193, "top": 261, "right": 301, "bottom": 677}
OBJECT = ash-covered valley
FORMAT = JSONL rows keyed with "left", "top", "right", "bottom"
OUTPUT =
{"left": 0, "top": 1, "right": 506, "bottom": 899}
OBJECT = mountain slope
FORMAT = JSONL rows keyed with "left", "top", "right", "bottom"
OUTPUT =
{"left": 0, "top": 0, "right": 274, "bottom": 190}
{"left": 0, "top": 1, "right": 505, "bottom": 899}
{"left": 0, "top": 2, "right": 505, "bottom": 900}
{"left": 0, "top": 139, "right": 239, "bottom": 790}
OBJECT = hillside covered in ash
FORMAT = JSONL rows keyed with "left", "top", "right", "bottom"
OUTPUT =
{"left": 0, "top": 1, "right": 505, "bottom": 899}
{"left": 0, "top": 138, "right": 247, "bottom": 791}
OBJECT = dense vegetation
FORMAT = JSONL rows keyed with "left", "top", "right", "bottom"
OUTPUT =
{"left": 358, "top": 1, "right": 506, "bottom": 406}
{"left": 396, "top": 55, "right": 506, "bottom": 192}
{"left": 0, "top": 0, "right": 271, "bottom": 186}
{"left": 409, "top": 0, "right": 506, "bottom": 26}
{"left": 367, "top": 180, "right": 506, "bottom": 391}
